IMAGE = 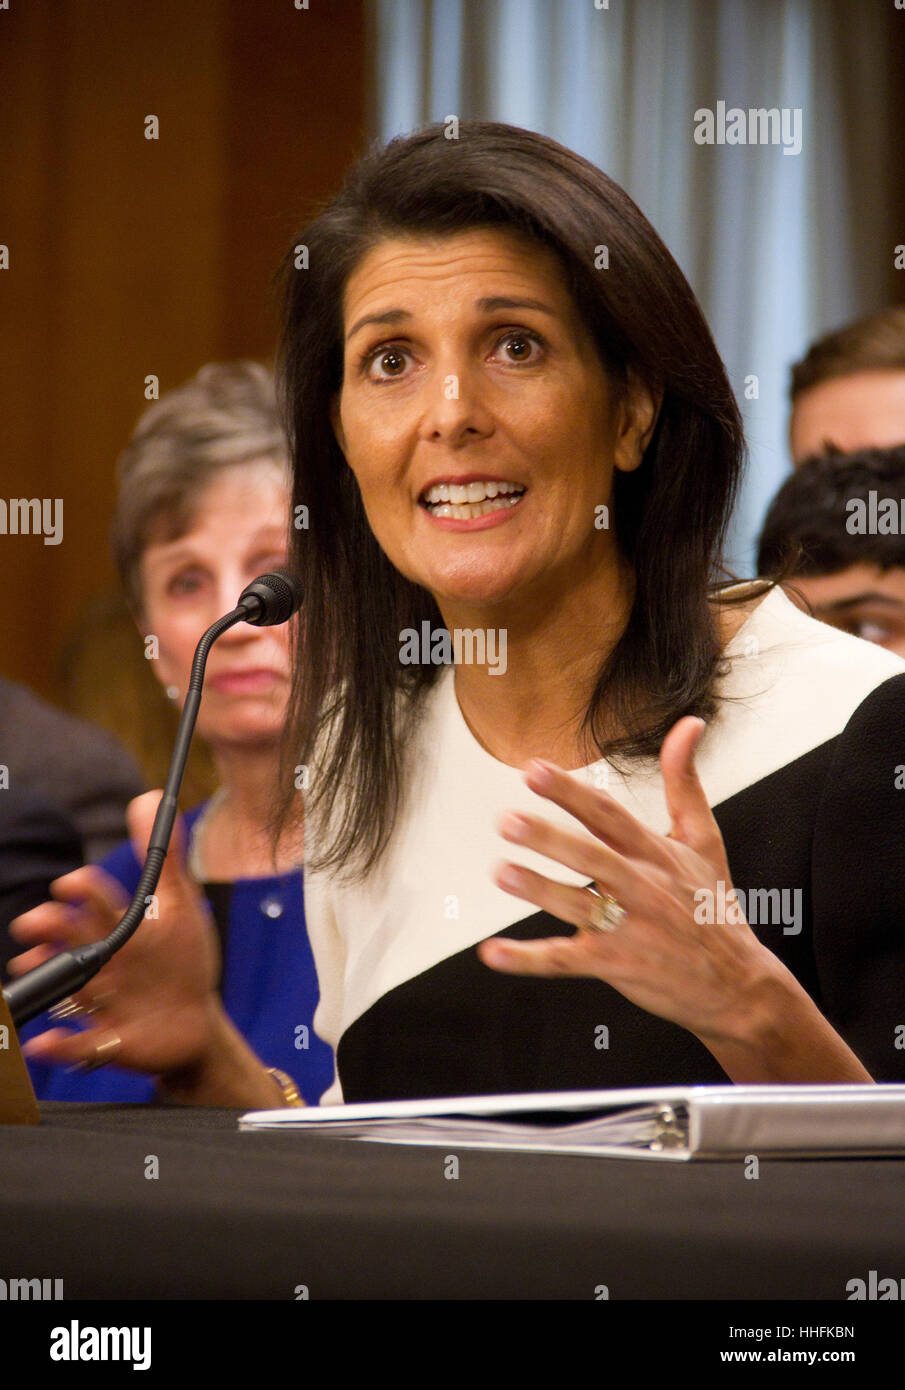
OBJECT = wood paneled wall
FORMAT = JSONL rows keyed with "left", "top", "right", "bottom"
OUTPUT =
{"left": 0, "top": 0, "right": 369, "bottom": 701}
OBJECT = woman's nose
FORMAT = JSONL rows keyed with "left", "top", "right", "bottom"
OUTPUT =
{"left": 216, "top": 578, "right": 258, "bottom": 629}
{"left": 420, "top": 361, "right": 494, "bottom": 442}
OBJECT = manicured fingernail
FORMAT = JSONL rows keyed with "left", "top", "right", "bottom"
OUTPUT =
{"left": 500, "top": 812, "right": 529, "bottom": 840}
{"left": 526, "top": 759, "right": 554, "bottom": 788}
{"left": 496, "top": 865, "right": 524, "bottom": 890}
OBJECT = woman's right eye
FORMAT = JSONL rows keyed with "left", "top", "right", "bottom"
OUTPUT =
{"left": 167, "top": 570, "right": 205, "bottom": 596}
{"left": 359, "top": 345, "right": 411, "bottom": 382}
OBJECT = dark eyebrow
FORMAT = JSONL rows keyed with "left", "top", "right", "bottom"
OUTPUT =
{"left": 477, "top": 296, "right": 556, "bottom": 317}
{"left": 346, "top": 308, "right": 409, "bottom": 342}
{"left": 815, "top": 591, "right": 905, "bottom": 614}
{"left": 345, "top": 296, "right": 557, "bottom": 343}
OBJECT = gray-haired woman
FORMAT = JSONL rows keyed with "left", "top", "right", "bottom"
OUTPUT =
{"left": 10, "top": 361, "right": 333, "bottom": 1107}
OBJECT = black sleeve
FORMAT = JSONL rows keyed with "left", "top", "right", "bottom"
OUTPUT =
{"left": 812, "top": 671, "right": 905, "bottom": 1081}
{"left": 0, "top": 788, "right": 84, "bottom": 982}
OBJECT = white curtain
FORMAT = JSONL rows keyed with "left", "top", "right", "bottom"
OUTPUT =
{"left": 371, "top": 0, "right": 897, "bottom": 571}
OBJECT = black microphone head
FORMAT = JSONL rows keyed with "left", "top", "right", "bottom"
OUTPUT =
{"left": 237, "top": 568, "right": 304, "bottom": 626}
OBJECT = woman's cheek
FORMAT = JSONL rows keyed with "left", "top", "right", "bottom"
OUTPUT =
{"left": 146, "top": 617, "right": 196, "bottom": 693}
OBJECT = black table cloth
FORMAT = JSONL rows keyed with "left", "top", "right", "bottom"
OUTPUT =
{"left": 1, "top": 1102, "right": 903, "bottom": 1300}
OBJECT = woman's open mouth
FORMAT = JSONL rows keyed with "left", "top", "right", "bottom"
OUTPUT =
{"left": 419, "top": 479, "right": 527, "bottom": 521}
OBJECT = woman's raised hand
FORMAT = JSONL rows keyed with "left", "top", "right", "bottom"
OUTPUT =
{"left": 8, "top": 791, "right": 222, "bottom": 1078}
{"left": 478, "top": 717, "right": 802, "bottom": 1065}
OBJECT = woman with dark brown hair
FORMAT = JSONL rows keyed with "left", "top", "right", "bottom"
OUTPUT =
{"left": 13, "top": 122, "right": 905, "bottom": 1106}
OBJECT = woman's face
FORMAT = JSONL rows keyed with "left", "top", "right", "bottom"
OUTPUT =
{"left": 332, "top": 227, "right": 654, "bottom": 614}
{"left": 138, "top": 461, "right": 292, "bottom": 749}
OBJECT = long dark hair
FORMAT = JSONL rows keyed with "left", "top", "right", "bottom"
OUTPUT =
{"left": 277, "top": 120, "right": 754, "bottom": 879}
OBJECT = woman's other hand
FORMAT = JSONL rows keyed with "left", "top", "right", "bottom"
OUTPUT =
{"left": 8, "top": 790, "right": 221, "bottom": 1077}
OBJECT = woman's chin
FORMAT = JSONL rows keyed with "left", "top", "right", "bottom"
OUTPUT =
{"left": 420, "top": 566, "right": 532, "bottom": 609}
{"left": 200, "top": 716, "right": 286, "bottom": 750}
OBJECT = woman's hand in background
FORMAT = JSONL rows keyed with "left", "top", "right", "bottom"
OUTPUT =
{"left": 8, "top": 791, "right": 222, "bottom": 1078}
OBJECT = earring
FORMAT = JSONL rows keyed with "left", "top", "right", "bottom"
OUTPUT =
{"left": 166, "top": 685, "right": 179, "bottom": 701}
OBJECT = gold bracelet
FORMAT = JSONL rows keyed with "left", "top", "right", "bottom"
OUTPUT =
{"left": 265, "top": 1066, "right": 304, "bottom": 1108}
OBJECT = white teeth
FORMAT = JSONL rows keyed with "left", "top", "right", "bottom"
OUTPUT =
{"left": 422, "top": 480, "right": 525, "bottom": 506}
{"left": 427, "top": 494, "right": 524, "bottom": 520}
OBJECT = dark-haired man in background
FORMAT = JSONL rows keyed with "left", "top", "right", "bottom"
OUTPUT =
{"left": 757, "top": 444, "right": 905, "bottom": 658}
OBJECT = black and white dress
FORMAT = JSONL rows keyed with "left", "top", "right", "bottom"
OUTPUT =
{"left": 303, "top": 584, "right": 905, "bottom": 1103}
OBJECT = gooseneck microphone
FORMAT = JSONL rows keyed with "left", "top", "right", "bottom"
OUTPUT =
{"left": 2, "top": 568, "right": 304, "bottom": 1027}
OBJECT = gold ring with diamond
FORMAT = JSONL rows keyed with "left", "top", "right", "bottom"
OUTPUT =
{"left": 582, "top": 887, "right": 626, "bottom": 935}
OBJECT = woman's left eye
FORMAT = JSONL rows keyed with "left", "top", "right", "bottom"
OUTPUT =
{"left": 493, "top": 330, "right": 545, "bottom": 363}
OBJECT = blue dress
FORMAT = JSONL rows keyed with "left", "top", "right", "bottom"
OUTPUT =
{"left": 19, "top": 804, "right": 334, "bottom": 1105}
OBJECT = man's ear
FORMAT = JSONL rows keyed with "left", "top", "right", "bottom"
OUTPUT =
{"left": 330, "top": 393, "right": 346, "bottom": 454}
{"left": 614, "top": 376, "right": 661, "bottom": 473}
